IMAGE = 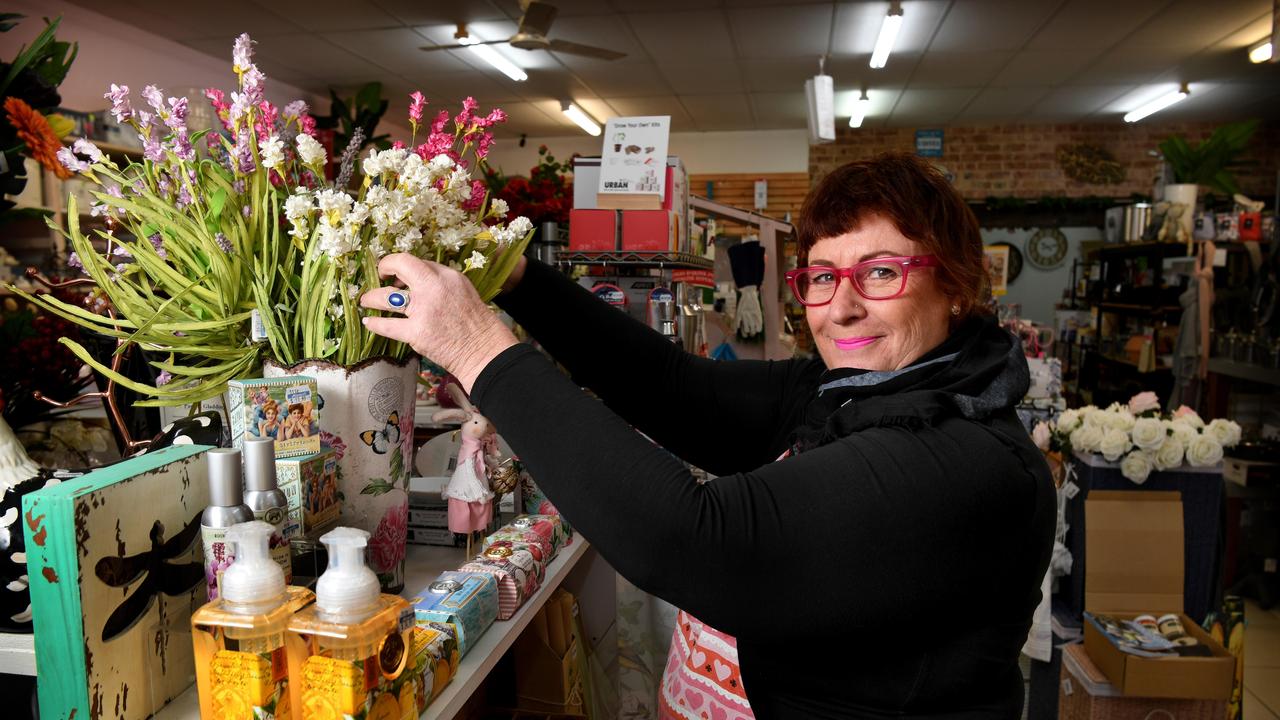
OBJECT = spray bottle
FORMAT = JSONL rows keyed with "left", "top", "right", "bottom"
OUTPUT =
{"left": 203, "top": 448, "right": 254, "bottom": 600}
{"left": 286, "top": 528, "right": 416, "bottom": 719}
{"left": 243, "top": 437, "right": 293, "bottom": 584}
{"left": 191, "top": 521, "right": 314, "bottom": 720}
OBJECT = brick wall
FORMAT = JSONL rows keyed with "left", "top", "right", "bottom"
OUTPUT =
{"left": 809, "top": 122, "right": 1280, "bottom": 201}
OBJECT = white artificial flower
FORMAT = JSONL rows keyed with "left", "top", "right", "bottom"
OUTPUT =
{"left": 394, "top": 227, "right": 422, "bottom": 253}
{"left": 464, "top": 250, "right": 487, "bottom": 271}
{"left": 1152, "top": 436, "right": 1185, "bottom": 471}
{"left": 508, "top": 216, "right": 533, "bottom": 237}
{"left": 1120, "top": 451, "right": 1154, "bottom": 484}
{"left": 1175, "top": 410, "right": 1205, "bottom": 429}
{"left": 284, "top": 192, "right": 312, "bottom": 221}
{"left": 438, "top": 226, "right": 469, "bottom": 250}
{"left": 362, "top": 147, "right": 385, "bottom": 177}
{"left": 346, "top": 201, "right": 370, "bottom": 228}
{"left": 428, "top": 154, "right": 455, "bottom": 174}
{"left": 315, "top": 189, "right": 354, "bottom": 225}
{"left": 1130, "top": 417, "right": 1167, "bottom": 451}
{"left": 347, "top": 283, "right": 361, "bottom": 299}
{"left": 489, "top": 198, "right": 509, "bottom": 217}
{"left": 1109, "top": 409, "right": 1136, "bottom": 432}
{"left": 73, "top": 138, "right": 105, "bottom": 163}
{"left": 1100, "top": 428, "right": 1133, "bottom": 462}
{"left": 297, "top": 134, "right": 326, "bottom": 166}
{"left": 260, "top": 135, "right": 285, "bottom": 169}
{"left": 1169, "top": 419, "right": 1199, "bottom": 446}
{"left": 316, "top": 223, "right": 357, "bottom": 258}
{"left": 1056, "top": 409, "right": 1082, "bottom": 434}
{"left": 1185, "top": 435, "right": 1224, "bottom": 467}
{"left": 1205, "top": 419, "right": 1242, "bottom": 447}
{"left": 1070, "top": 424, "right": 1104, "bottom": 455}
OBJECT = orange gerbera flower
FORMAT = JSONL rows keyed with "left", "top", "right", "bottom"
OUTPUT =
{"left": 4, "top": 97, "right": 72, "bottom": 180}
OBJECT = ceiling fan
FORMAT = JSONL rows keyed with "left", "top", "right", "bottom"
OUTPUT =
{"left": 421, "top": 0, "right": 627, "bottom": 61}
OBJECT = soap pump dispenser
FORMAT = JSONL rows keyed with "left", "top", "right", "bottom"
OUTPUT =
{"left": 191, "top": 521, "right": 315, "bottom": 720}
{"left": 286, "top": 528, "right": 416, "bottom": 719}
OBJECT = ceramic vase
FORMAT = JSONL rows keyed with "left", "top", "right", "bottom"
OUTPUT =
{"left": 1163, "top": 183, "right": 1198, "bottom": 240}
{"left": 264, "top": 355, "right": 417, "bottom": 592}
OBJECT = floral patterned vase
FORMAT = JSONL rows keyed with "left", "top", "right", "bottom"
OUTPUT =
{"left": 264, "top": 356, "right": 416, "bottom": 593}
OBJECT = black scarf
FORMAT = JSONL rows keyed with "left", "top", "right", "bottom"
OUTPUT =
{"left": 791, "top": 315, "right": 1030, "bottom": 453}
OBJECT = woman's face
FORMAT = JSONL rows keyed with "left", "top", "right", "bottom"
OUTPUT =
{"left": 265, "top": 408, "right": 277, "bottom": 422}
{"left": 805, "top": 214, "right": 953, "bottom": 372}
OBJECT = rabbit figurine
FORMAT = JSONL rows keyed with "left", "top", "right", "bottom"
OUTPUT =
{"left": 431, "top": 384, "right": 501, "bottom": 551}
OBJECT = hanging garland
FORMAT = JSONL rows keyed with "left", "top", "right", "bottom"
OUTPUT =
{"left": 1056, "top": 144, "right": 1126, "bottom": 185}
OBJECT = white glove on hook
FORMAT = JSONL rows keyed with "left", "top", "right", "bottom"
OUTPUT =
{"left": 736, "top": 285, "right": 763, "bottom": 337}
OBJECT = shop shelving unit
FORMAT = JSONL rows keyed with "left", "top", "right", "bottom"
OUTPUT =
{"left": 558, "top": 250, "right": 712, "bottom": 269}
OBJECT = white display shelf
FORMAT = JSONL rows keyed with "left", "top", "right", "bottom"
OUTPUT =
{"left": 152, "top": 538, "right": 591, "bottom": 719}
{"left": 0, "top": 630, "right": 36, "bottom": 675}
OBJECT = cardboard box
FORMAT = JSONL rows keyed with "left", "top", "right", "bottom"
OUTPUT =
{"left": 1081, "top": 491, "right": 1235, "bottom": 699}
{"left": 621, "top": 209, "right": 681, "bottom": 252}
{"left": 568, "top": 209, "right": 620, "bottom": 252}
{"left": 514, "top": 590, "right": 584, "bottom": 715}
{"left": 22, "top": 445, "right": 212, "bottom": 720}
{"left": 574, "top": 156, "right": 687, "bottom": 212}
{"left": 227, "top": 376, "right": 321, "bottom": 457}
{"left": 409, "top": 507, "right": 449, "bottom": 528}
{"left": 275, "top": 448, "right": 340, "bottom": 537}
{"left": 408, "top": 527, "right": 463, "bottom": 547}
{"left": 1059, "top": 643, "right": 1225, "bottom": 720}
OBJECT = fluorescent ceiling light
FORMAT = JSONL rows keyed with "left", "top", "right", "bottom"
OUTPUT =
{"left": 1249, "top": 40, "right": 1273, "bottom": 63}
{"left": 1123, "top": 84, "right": 1189, "bottom": 123}
{"left": 870, "top": 2, "right": 904, "bottom": 69}
{"left": 849, "top": 92, "right": 871, "bottom": 128}
{"left": 805, "top": 74, "right": 835, "bottom": 143}
{"left": 562, "top": 102, "right": 601, "bottom": 136}
{"left": 458, "top": 36, "right": 528, "bottom": 82}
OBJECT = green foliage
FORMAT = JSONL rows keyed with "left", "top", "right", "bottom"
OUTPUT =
{"left": 316, "top": 82, "right": 391, "bottom": 156}
{"left": 0, "top": 15, "right": 77, "bottom": 104}
{"left": 1157, "top": 120, "right": 1259, "bottom": 195}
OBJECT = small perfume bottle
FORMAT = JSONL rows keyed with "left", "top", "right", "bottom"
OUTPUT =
{"left": 191, "top": 521, "right": 315, "bottom": 720}
{"left": 203, "top": 448, "right": 254, "bottom": 600}
{"left": 243, "top": 437, "right": 293, "bottom": 583}
{"left": 286, "top": 528, "right": 417, "bottom": 719}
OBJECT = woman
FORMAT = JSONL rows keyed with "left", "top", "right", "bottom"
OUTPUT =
{"left": 361, "top": 153, "right": 1055, "bottom": 719}
{"left": 257, "top": 399, "right": 281, "bottom": 439}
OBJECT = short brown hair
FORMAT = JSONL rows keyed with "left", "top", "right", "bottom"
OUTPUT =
{"left": 797, "top": 152, "right": 990, "bottom": 319}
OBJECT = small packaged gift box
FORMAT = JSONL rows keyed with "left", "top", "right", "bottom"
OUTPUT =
{"left": 274, "top": 448, "right": 340, "bottom": 538}
{"left": 413, "top": 621, "right": 461, "bottom": 702}
{"left": 487, "top": 514, "right": 572, "bottom": 557}
{"left": 22, "top": 445, "right": 212, "bottom": 720}
{"left": 460, "top": 548, "right": 541, "bottom": 620}
{"left": 227, "top": 377, "right": 321, "bottom": 457}
{"left": 412, "top": 571, "right": 498, "bottom": 659}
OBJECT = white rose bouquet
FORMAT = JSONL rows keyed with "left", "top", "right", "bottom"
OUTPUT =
{"left": 1033, "top": 394, "right": 1243, "bottom": 484}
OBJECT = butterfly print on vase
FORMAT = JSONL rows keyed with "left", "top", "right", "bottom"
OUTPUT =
{"left": 360, "top": 411, "right": 401, "bottom": 455}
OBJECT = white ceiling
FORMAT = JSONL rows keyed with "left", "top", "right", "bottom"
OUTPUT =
{"left": 65, "top": 0, "right": 1280, "bottom": 137}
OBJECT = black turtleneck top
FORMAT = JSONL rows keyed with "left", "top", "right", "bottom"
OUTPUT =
{"left": 471, "top": 259, "right": 1055, "bottom": 720}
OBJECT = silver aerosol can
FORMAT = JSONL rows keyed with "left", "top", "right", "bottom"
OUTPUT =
{"left": 242, "top": 437, "right": 293, "bottom": 584}
{"left": 203, "top": 448, "right": 254, "bottom": 600}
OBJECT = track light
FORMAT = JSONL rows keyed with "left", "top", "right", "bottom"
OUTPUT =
{"left": 849, "top": 91, "right": 871, "bottom": 128}
{"left": 562, "top": 102, "right": 601, "bottom": 136}
{"left": 870, "top": 1, "right": 904, "bottom": 69}
{"left": 1123, "top": 83, "right": 1189, "bottom": 123}
{"left": 458, "top": 36, "right": 528, "bottom": 82}
{"left": 1249, "top": 40, "right": 1273, "bottom": 63}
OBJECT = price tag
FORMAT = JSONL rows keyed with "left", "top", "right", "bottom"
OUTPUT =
{"left": 1062, "top": 480, "right": 1080, "bottom": 499}
{"left": 398, "top": 607, "right": 415, "bottom": 633}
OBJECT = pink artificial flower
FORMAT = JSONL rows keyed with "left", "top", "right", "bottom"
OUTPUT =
{"left": 204, "top": 88, "right": 233, "bottom": 130}
{"left": 456, "top": 96, "right": 478, "bottom": 129}
{"left": 392, "top": 140, "right": 405, "bottom": 150}
{"left": 484, "top": 107, "right": 507, "bottom": 126}
{"left": 430, "top": 109, "right": 450, "bottom": 135}
{"left": 1172, "top": 405, "right": 1200, "bottom": 420}
{"left": 255, "top": 100, "right": 280, "bottom": 141}
{"left": 1128, "top": 391, "right": 1160, "bottom": 416}
{"left": 475, "top": 131, "right": 494, "bottom": 159}
{"left": 299, "top": 113, "right": 317, "bottom": 137}
{"left": 408, "top": 91, "right": 427, "bottom": 126}
{"left": 462, "top": 180, "right": 486, "bottom": 211}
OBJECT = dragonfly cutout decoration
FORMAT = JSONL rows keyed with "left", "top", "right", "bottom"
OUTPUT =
{"left": 94, "top": 513, "right": 203, "bottom": 642}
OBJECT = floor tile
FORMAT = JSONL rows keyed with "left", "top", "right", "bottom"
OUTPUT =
{"left": 1246, "top": 689, "right": 1279, "bottom": 720}
{"left": 1249, "top": 667, "right": 1280, "bottom": 714}
{"left": 1249, "top": 599, "right": 1280, "bottom": 628}
{"left": 1246, "top": 626, "right": 1280, "bottom": 668}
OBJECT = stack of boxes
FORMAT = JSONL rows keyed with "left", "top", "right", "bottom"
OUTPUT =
{"left": 569, "top": 156, "right": 690, "bottom": 254}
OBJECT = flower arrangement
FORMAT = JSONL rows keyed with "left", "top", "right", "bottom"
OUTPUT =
{"left": 1032, "top": 391, "right": 1242, "bottom": 484}
{"left": 8, "top": 33, "right": 532, "bottom": 408}
{"left": 483, "top": 144, "right": 573, "bottom": 225}
{"left": 0, "top": 15, "right": 78, "bottom": 207}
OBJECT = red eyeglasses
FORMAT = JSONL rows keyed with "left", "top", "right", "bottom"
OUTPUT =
{"left": 785, "top": 255, "right": 940, "bottom": 306}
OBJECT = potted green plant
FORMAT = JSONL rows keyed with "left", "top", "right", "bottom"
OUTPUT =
{"left": 1157, "top": 119, "right": 1259, "bottom": 235}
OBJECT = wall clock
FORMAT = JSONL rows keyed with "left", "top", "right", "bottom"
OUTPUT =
{"left": 1026, "top": 228, "right": 1068, "bottom": 270}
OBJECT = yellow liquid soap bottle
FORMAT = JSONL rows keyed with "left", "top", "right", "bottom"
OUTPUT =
{"left": 286, "top": 527, "right": 417, "bottom": 720}
{"left": 191, "top": 520, "right": 316, "bottom": 720}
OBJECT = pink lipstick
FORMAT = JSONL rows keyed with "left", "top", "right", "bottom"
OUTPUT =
{"left": 833, "top": 336, "right": 878, "bottom": 350}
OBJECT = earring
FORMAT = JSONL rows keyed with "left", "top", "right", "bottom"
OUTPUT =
{"left": 950, "top": 304, "right": 960, "bottom": 316}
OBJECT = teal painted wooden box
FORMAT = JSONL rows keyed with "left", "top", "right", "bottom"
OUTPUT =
{"left": 22, "top": 445, "right": 213, "bottom": 720}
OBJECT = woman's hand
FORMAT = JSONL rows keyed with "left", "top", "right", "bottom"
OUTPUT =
{"left": 360, "top": 254, "right": 518, "bottom": 393}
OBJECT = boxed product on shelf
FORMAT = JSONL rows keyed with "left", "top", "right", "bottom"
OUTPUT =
{"left": 409, "top": 506, "right": 449, "bottom": 528}
{"left": 460, "top": 548, "right": 541, "bottom": 620}
{"left": 411, "top": 571, "right": 498, "bottom": 659}
{"left": 1080, "top": 491, "right": 1234, "bottom": 699}
{"left": 275, "top": 448, "right": 340, "bottom": 538}
{"left": 573, "top": 155, "right": 688, "bottom": 214}
{"left": 1058, "top": 642, "right": 1224, "bottom": 720}
{"left": 408, "top": 526, "right": 464, "bottom": 547}
{"left": 413, "top": 621, "right": 461, "bottom": 702}
{"left": 21, "top": 445, "right": 212, "bottom": 720}
{"left": 227, "top": 376, "right": 321, "bottom": 457}
{"left": 487, "top": 514, "right": 572, "bottom": 557}
{"left": 621, "top": 209, "right": 682, "bottom": 252}
{"left": 514, "top": 589, "right": 584, "bottom": 715}
{"left": 568, "top": 208, "right": 620, "bottom": 252}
